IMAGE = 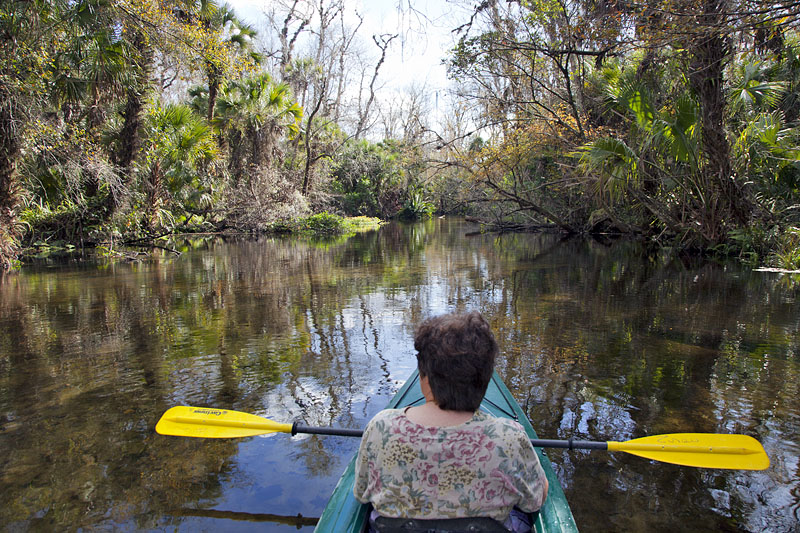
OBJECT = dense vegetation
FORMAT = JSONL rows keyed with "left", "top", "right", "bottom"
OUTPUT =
{"left": 0, "top": 0, "right": 433, "bottom": 269}
{"left": 1, "top": 0, "right": 799, "bottom": 271}
{"left": 448, "top": 0, "right": 800, "bottom": 267}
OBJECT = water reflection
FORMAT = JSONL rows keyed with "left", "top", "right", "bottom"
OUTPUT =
{"left": 1, "top": 219, "right": 798, "bottom": 531}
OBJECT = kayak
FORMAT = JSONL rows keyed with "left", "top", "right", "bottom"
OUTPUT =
{"left": 314, "top": 369, "right": 579, "bottom": 532}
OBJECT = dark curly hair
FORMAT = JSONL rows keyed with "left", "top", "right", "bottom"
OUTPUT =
{"left": 413, "top": 311, "right": 498, "bottom": 411}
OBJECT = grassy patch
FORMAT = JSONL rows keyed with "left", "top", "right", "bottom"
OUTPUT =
{"left": 265, "top": 213, "right": 383, "bottom": 237}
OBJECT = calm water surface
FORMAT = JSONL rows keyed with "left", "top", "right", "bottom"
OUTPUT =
{"left": 1, "top": 219, "right": 798, "bottom": 532}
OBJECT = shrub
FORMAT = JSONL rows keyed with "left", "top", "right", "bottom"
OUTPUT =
{"left": 770, "top": 227, "right": 800, "bottom": 269}
{"left": 298, "top": 212, "right": 347, "bottom": 236}
{"left": 397, "top": 188, "right": 435, "bottom": 220}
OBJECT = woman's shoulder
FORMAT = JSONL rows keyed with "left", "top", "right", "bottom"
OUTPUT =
{"left": 365, "top": 408, "right": 404, "bottom": 428}
{"left": 472, "top": 411, "right": 529, "bottom": 436}
{"left": 370, "top": 408, "right": 404, "bottom": 421}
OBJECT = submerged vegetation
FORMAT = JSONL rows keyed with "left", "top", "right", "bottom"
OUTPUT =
{"left": 1, "top": 0, "right": 799, "bottom": 270}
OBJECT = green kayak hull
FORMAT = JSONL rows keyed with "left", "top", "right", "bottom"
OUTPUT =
{"left": 314, "top": 370, "right": 579, "bottom": 532}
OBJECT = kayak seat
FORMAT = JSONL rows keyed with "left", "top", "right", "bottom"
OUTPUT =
{"left": 369, "top": 515, "right": 511, "bottom": 532}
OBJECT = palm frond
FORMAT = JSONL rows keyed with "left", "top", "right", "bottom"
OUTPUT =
{"left": 576, "top": 137, "right": 639, "bottom": 200}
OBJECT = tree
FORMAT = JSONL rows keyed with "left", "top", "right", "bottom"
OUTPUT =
{"left": 263, "top": 0, "right": 394, "bottom": 198}
{"left": 213, "top": 74, "right": 303, "bottom": 180}
{"left": 141, "top": 103, "right": 217, "bottom": 231}
{"left": 0, "top": 0, "right": 62, "bottom": 269}
{"left": 353, "top": 33, "right": 397, "bottom": 138}
{"left": 175, "top": 1, "right": 262, "bottom": 121}
{"left": 52, "top": 1, "right": 133, "bottom": 201}
{"left": 443, "top": 0, "right": 800, "bottom": 252}
{"left": 330, "top": 139, "right": 404, "bottom": 217}
{"left": 448, "top": 0, "right": 629, "bottom": 140}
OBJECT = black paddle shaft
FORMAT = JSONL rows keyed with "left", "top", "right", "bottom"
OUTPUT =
{"left": 291, "top": 423, "right": 608, "bottom": 450}
{"left": 292, "top": 423, "right": 364, "bottom": 437}
{"left": 530, "top": 438, "right": 608, "bottom": 450}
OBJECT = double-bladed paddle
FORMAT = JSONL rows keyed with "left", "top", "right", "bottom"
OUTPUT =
{"left": 156, "top": 406, "right": 770, "bottom": 471}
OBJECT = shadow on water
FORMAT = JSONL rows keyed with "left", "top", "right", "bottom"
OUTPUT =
{"left": 170, "top": 508, "right": 318, "bottom": 526}
{"left": 1, "top": 218, "right": 798, "bottom": 531}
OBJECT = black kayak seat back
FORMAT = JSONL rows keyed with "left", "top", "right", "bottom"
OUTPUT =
{"left": 370, "top": 515, "right": 512, "bottom": 532}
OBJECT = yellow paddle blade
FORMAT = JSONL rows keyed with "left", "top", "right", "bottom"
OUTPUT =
{"left": 156, "top": 406, "right": 294, "bottom": 439}
{"left": 608, "top": 433, "right": 770, "bottom": 470}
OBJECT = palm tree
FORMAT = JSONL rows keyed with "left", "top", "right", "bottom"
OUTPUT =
{"left": 577, "top": 60, "right": 702, "bottom": 237}
{"left": 728, "top": 58, "right": 798, "bottom": 204}
{"left": 0, "top": 79, "right": 21, "bottom": 270}
{"left": 213, "top": 74, "right": 302, "bottom": 181}
{"left": 114, "top": 29, "right": 152, "bottom": 185}
{"left": 728, "top": 61, "right": 786, "bottom": 116}
{"left": 1, "top": 0, "right": 66, "bottom": 269}
{"left": 177, "top": 1, "right": 262, "bottom": 121}
{"left": 50, "top": 12, "right": 132, "bottom": 199}
{"left": 142, "top": 103, "right": 217, "bottom": 231}
{"left": 206, "top": 4, "right": 261, "bottom": 121}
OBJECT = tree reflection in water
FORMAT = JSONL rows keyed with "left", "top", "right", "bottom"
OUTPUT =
{"left": 0, "top": 219, "right": 797, "bottom": 531}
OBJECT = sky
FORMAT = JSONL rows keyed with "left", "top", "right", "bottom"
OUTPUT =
{"left": 224, "top": 0, "right": 459, "bottom": 92}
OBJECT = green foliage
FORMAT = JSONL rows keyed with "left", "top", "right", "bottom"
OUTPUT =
{"left": 345, "top": 216, "right": 384, "bottom": 231}
{"left": 262, "top": 212, "right": 347, "bottom": 237}
{"left": 398, "top": 187, "right": 435, "bottom": 221}
{"left": 298, "top": 212, "right": 347, "bottom": 235}
{"left": 20, "top": 196, "right": 108, "bottom": 245}
{"left": 769, "top": 227, "right": 800, "bottom": 269}
{"left": 575, "top": 53, "right": 796, "bottom": 245}
{"left": 729, "top": 54, "right": 800, "bottom": 207}
{"left": 733, "top": 111, "right": 800, "bottom": 200}
{"left": 577, "top": 77, "right": 702, "bottom": 213}
{"left": 0, "top": 225, "right": 22, "bottom": 271}
{"left": 211, "top": 73, "right": 303, "bottom": 178}
{"left": 140, "top": 102, "right": 217, "bottom": 231}
{"left": 330, "top": 139, "right": 405, "bottom": 218}
{"left": 579, "top": 58, "right": 701, "bottom": 190}
{"left": 576, "top": 138, "right": 639, "bottom": 201}
{"left": 264, "top": 214, "right": 382, "bottom": 237}
{"left": 729, "top": 61, "right": 786, "bottom": 114}
{"left": 712, "top": 225, "right": 782, "bottom": 265}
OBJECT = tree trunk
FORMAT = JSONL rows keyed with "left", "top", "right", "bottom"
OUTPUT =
{"left": 111, "top": 31, "right": 152, "bottom": 211}
{"left": 354, "top": 34, "right": 397, "bottom": 139}
{"left": 206, "top": 65, "right": 221, "bottom": 121}
{"left": 688, "top": 0, "right": 750, "bottom": 243}
{"left": 301, "top": 78, "right": 327, "bottom": 196}
{"left": 85, "top": 84, "right": 104, "bottom": 199}
{"left": 0, "top": 77, "right": 21, "bottom": 270}
{"left": 145, "top": 160, "right": 163, "bottom": 231}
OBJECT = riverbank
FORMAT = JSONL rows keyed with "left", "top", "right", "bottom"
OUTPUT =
{"left": 16, "top": 214, "right": 384, "bottom": 265}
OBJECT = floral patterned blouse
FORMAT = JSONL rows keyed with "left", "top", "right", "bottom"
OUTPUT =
{"left": 353, "top": 408, "right": 548, "bottom": 522}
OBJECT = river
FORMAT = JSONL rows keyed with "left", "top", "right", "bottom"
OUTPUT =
{"left": 1, "top": 218, "right": 797, "bottom": 531}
